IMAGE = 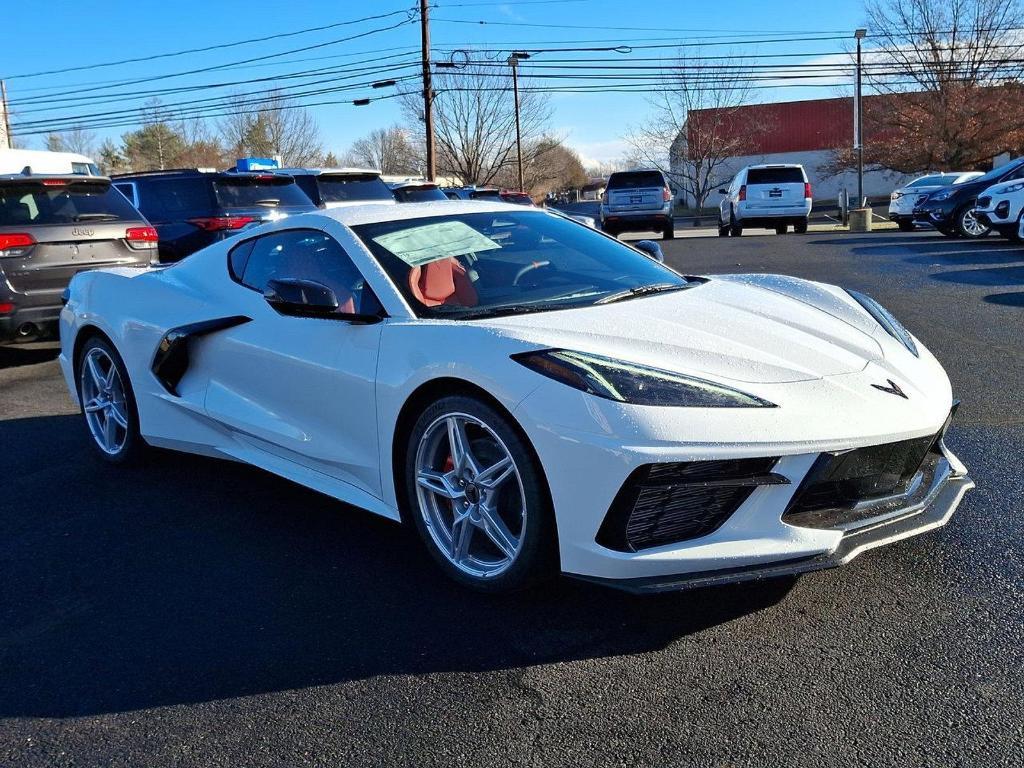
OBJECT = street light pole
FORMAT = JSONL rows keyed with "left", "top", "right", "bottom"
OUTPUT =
{"left": 508, "top": 53, "right": 527, "bottom": 192}
{"left": 855, "top": 28, "right": 867, "bottom": 208}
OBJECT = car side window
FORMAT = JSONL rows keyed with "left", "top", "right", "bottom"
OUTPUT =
{"left": 232, "top": 229, "right": 380, "bottom": 314}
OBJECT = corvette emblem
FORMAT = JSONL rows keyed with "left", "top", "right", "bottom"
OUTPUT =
{"left": 871, "top": 379, "right": 908, "bottom": 399}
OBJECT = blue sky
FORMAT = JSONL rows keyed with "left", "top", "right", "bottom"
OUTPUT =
{"left": 4, "top": 0, "right": 869, "bottom": 165}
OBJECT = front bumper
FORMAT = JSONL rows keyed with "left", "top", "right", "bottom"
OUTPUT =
{"left": 573, "top": 444, "right": 973, "bottom": 593}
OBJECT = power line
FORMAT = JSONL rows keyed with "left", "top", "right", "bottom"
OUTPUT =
{"left": 4, "top": 8, "right": 417, "bottom": 80}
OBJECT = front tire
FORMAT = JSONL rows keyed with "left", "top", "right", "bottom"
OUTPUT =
{"left": 717, "top": 217, "right": 729, "bottom": 237}
{"left": 405, "top": 395, "right": 557, "bottom": 593}
{"left": 775, "top": 224, "right": 788, "bottom": 235}
{"left": 76, "top": 335, "right": 145, "bottom": 464}
{"left": 897, "top": 220, "right": 916, "bottom": 232}
{"left": 955, "top": 205, "right": 990, "bottom": 238}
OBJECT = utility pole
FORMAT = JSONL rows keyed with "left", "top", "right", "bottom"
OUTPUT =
{"left": 855, "top": 28, "right": 867, "bottom": 208}
{"left": 420, "top": 0, "right": 436, "bottom": 181}
{"left": 508, "top": 52, "right": 529, "bottom": 192}
{"left": 0, "top": 80, "right": 12, "bottom": 150}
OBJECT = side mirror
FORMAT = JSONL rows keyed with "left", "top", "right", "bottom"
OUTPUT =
{"left": 263, "top": 278, "right": 382, "bottom": 324}
{"left": 634, "top": 240, "right": 664, "bottom": 263}
{"left": 718, "top": 188, "right": 728, "bottom": 195}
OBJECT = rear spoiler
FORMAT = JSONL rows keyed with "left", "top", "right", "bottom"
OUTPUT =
{"left": 0, "top": 172, "right": 112, "bottom": 185}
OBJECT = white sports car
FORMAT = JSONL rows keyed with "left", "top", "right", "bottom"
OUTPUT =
{"left": 58, "top": 201, "right": 974, "bottom": 593}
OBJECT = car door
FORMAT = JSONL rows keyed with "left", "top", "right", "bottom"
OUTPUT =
{"left": 200, "top": 228, "right": 385, "bottom": 498}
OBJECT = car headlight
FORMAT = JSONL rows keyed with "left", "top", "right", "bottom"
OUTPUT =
{"left": 512, "top": 349, "right": 776, "bottom": 407}
{"left": 845, "top": 289, "right": 919, "bottom": 357}
{"left": 1001, "top": 182, "right": 1024, "bottom": 194}
{"left": 929, "top": 190, "right": 954, "bottom": 202}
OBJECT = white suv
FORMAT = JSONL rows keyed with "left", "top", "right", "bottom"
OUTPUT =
{"left": 718, "top": 164, "right": 811, "bottom": 236}
{"left": 973, "top": 178, "right": 1024, "bottom": 241}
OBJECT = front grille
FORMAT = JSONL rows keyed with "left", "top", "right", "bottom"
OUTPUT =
{"left": 977, "top": 196, "right": 992, "bottom": 209}
{"left": 597, "top": 458, "right": 786, "bottom": 552}
{"left": 783, "top": 433, "right": 940, "bottom": 527}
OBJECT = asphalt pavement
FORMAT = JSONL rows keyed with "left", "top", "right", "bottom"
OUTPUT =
{"left": 1, "top": 230, "right": 1022, "bottom": 767}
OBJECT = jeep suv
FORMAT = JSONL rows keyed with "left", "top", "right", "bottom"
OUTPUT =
{"left": 113, "top": 169, "right": 317, "bottom": 262}
{"left": 600, "top": 169, "right": 675, "bottom": 239}
{"left": 0, "top": 174, "right": 156, "bottom": 344}
{"left": 718, "top": 164, "right": 812, "bottom": 236}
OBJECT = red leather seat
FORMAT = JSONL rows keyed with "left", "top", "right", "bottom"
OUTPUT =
{"left": 334, "top": 287, "right": 356, "bottom": 315}
{"left": 408, "top": 258, "right": 478, "bottom": 307}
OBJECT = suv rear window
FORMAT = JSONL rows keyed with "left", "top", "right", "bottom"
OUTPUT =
{"left": 0, "top": 181, "right": 140, "bottom": 225}
{"left": 746, "top": 168, "right": 804, "bottom": 185}
{"left": 314, "top": 174, "right": 393, "bottom": 203}
{"left": 213, "top": 176, "right": 312, "bottom": 208}
{"left": 607, "top": 171, "right": 664, "bottom": 189}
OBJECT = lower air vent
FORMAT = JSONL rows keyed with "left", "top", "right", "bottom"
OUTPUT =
{"left": 597, "top": 458, "right": 787, "bottom": 552}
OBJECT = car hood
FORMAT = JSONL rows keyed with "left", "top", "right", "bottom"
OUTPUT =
{"left": 477, "top": 274, "right": 890, "bottom": 385}
{"left": 979, "top": 180, "right": 1023, "bottom": 196}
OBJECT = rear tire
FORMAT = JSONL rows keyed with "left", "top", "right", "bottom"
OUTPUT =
{"left": 75, "top": 335, "right": 146, "bottom": 464}
{"left": 662, "top": 224, "right": 675, "bottom": 240}
{"left": 897, "top": 220, "right": 916, "bottom": 232}
{"left": 405, "top": 395, "right": 557, "bottom": 593}
{"left": 793, "top": 218, "right": 808, "bottom": 234}
{"left": 729, "top": 211, "right": 743, "bottom": 237}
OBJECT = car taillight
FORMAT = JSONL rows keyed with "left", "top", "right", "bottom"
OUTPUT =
{"left": 662, "top": 187, "right": 672, "bottom": 202}
{"left": 738, "top": 185, "right": 747, "bottom": 202}
{"left": 0, "top": 302, "right": 14, "bottom": 314}
{"left": 804, "top": 182, "right": 812, "bottom": 199}
{"left": 0, "top": 233, "right": 36, "bottom": 257}
{"left": 41, "top": 179, "right": 67, "bottom": 187}
{"left": 125, "top": 226, "right": 158, "bottom": 249}
{"left": 187, "top": 216, "right": 255, "bottom": 232}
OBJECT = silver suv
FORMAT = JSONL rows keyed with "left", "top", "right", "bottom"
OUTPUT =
{"left": 0, "top": 174, "right": 156, "bottom": 344}
{"left": 600, "top": 169, "right": 675, "bottom": 240}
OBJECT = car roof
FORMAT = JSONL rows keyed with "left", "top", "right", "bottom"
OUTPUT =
{"left": 319, "top": 199, "right": 537, "bottom": 227}
{"left": 0, "top": 173, "right": 111, "bottom": 183}
{"left": 745, "top": 163, "right": 804, "bottom": 169}
{"left": 277, "top": 167, "right": 382, "bottom": 176}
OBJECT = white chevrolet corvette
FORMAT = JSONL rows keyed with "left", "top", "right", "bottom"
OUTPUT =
{"left": 59, "top": 201, "right": 974, "bottom": 593}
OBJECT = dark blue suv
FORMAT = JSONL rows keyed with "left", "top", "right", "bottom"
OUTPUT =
{"left": 112, "top": 169, "right": 317, "bottom": 262}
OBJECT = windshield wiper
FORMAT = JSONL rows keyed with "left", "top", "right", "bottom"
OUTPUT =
{"left": 73, "top": 213, "right": 120, "bottom": 221}
{"left": 596, "top": 282, "right": 689, "bottom": 305}
{"left": 452, "top": 302, "right": 580, "bottom": 320}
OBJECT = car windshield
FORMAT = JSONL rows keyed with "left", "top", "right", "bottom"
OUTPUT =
{"left": 747, "top": 167, "right": 804, "bottom": 184}
{"left": 394, "top": 185, "right": 449, "bottom": 203}
{"left": 607, "top": 171, "right": 664, "bottom": 189}
{"left": 908, "top": 175, "right": 956, "bottom": 188}
{"left": 316, "top": 174, "right": 393, "bottom": 203}
{"left": 972, "top": 158, "right": 1024, "bottom": 186}
{"left": 0, "top": 180, "right": 140, "bottom": 224}
{"left": 213, "top": 176, "right": 312, "bottom": 208}
{"left": 352, "top": 210, "right": 689, "bottom": 319}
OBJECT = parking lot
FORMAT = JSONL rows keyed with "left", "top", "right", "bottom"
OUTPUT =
{"left": 2, "top": 230, "right": 1022, "bottom": 767}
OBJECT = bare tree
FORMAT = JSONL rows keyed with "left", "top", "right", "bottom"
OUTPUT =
{"left": 219, "top": 90, "right": 324, "bottom": 166}
{"left": 491, "top": 137, "right": 587, "bottom": 197}
{"left": 627, "top": 53, "right": 765, "bottom": 213}
{"left": 402, "top": 61, "right": 553, "bottom": 185}
{"left": 344, "top": 125, "right": 419, "bottom": 174}
{"left": 832, "top": 0, "right": 1024, "bottom": 172}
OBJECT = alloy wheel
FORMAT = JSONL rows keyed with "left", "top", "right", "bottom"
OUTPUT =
{"left": 414, "top": 412, "right": 527, "bottom": 579}
{"left": 960, "top": 208, "right": 989, "bottom": 237}
{"left": 80, "top": 347, "right": 130, "bottom": 455}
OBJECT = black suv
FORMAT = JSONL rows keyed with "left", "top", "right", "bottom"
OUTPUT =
{"left": 112, "top": 169, "right": 317, "bottom": 262}
{"left": 277, "top": 168, "right": 395, "bottom": 208}
{"left": 0, "top": 173, "right": 155, "bottom": 344}
{"left": 913, "top": 157, "right": 1024, "bottom": 238}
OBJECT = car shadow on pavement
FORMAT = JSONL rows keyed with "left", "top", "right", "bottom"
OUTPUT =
{"left": 930, "top": 265, "right": 1024, "bottom": 287}
{"left": 983, "top": 291, "right": 1024, "bottom": 307}
{"left": 0, "top": 414, "right": 796, "bottom": 719}
{"left": 0, "top": 344, "right": 60, "bottom": 370}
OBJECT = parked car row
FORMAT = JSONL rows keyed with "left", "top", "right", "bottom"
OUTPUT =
{"left": 896, "top": 157, "right": 1024, "bottom": 241}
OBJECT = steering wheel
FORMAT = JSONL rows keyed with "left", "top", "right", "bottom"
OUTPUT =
{"left": 512, "top": 260, "right": 552, "bottom": 287}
